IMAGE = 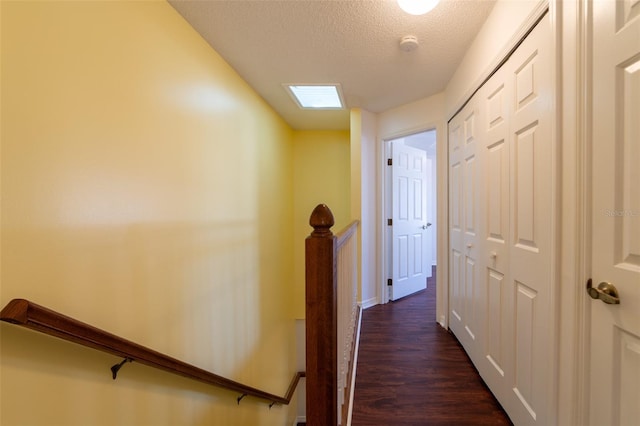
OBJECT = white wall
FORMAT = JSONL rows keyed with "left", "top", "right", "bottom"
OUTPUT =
{"left": 377, "top": 93, "right": 446, "bottom": 140}
{"left": 359, "top": 109, "right": 379, "bottom": 308}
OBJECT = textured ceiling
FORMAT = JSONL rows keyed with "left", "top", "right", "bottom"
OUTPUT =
{"left": 169, "top": 0, "right": 496, "bottom": 130}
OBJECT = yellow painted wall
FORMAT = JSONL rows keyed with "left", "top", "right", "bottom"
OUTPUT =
{"left": 1, "top": 1, "right": 298, "bottom": 425}
{"left": 292, "top": 130, "right": 350, "bottom": 319}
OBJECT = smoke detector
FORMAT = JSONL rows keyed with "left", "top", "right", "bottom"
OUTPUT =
{"left": 399, "top": 35, "right": 419, "bottom": 52}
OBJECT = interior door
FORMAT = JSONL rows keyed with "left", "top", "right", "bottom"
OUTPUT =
{"left": 390, "top": 142, "right": 428, "bottom": 300}
{"left": 589, "top": 2, "right": 640, "bottom": 425}
{"left": 503, "top": 14, "right": 554, "bottom": 426}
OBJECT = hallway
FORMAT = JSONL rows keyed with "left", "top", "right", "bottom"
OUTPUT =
{"left": 351, "top": 268, "right": 512, "bottom": 425}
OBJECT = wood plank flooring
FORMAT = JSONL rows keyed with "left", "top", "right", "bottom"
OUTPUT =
{"left": 351, "top": 267, "right": 512, "bottom": 426}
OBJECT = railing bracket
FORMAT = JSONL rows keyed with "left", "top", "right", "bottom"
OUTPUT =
{"left": 269, "top": 401, "right": 276, "bottom": 409}
{"left": 111, "top": 357, "right": 133, "bottom": 380}
{"left": 237, "top": 393, "right": 247, "bottom": 405}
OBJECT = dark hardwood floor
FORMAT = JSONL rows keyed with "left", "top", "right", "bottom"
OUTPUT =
{"left": 351, "top": 267, "right": 512, "bottom": 426}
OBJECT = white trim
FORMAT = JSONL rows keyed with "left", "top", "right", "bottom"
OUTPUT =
{"left": 378, "top": 124, "right": 440, "bottom": 308}
{"left": 378, "top": 124, "right": 436, "bottom": 142}
{"left": 379, "top": 136, "right": 392, "bottom": 306}
{"left": 292, "top": 416, "right": 306, "bottom": 426}
{"left": 345, "top": 305, "right": 363, "bottom": 426}
{"left": 555, "top": 0, "right": 591, "bottom": 424}
{"left": 376, "top": 119, "right": 448, "bottom": 328}
{"left": 436, "top": 121, "right": 448, "bottom": 330}
{"left": 575, "top": 0, "right": 591, "bottom": 423}
{"left": 548, "top": 3, "right": 562, "bottom": 423}
{"left": 360, "top": 297, "right": 378, "bottom": 310}
{"left": 438, "top": 314, "right": 446, "bottom": 328}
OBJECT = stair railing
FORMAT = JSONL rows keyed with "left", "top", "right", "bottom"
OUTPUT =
{"left": 0, "top": 299, "right": 304, "bottom": 407}
{"left": 305, "top": 204, "right": 361, "bottom": 426}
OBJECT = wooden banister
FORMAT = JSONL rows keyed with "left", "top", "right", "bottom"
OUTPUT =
{"left": 0, "top": 298, "right": 304, "bottom": 406}
{"left": 305, "top": 204, "right": 360, "bottom": 426}
{"left": 306, "top": 204, "right": 339, "bottom": 424}
{"left": 335, "top": 220, "right": 358, "bottom": 249}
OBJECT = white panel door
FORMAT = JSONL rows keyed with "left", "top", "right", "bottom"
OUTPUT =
{"left": 449, "top": 116, "right": 466, "bottom": 332}
{"left": 448, "top": 99, "right": 481, "bottom": 357}
{"left": 391, "top": 142, "right": 428, "bottom": 300}
{"left": 477, "top": 60, "right": 512, "bottom": 405}
{"left": 589, "top": 2, "right": 640, "bottom": 425}
{"left": 503, "top": 13, "right": 554, "bottom": 426}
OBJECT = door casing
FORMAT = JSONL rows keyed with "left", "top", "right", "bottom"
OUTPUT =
{"left": 380, "top": 131, "right": 437, "bottom": 304}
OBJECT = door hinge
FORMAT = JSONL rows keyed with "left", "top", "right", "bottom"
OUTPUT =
{"left": 387, "top": 158, "right": 392, "bottom": 166}
{"left": 387, "top": 218, "right": 392, "bottom": 226}
{"left": 387, "top": 279, "right": 393, "bottom": 286}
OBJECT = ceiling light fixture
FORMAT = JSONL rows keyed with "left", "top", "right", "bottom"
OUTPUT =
{"left": 397, "top": 0, "right": 440, "bottom": 15}
{"left": 284, "top": 84, "right": 344, "bottom": 109}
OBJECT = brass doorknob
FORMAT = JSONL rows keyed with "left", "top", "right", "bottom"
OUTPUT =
{"left": 586, "top": 279, "right": 620, "bottom": 304}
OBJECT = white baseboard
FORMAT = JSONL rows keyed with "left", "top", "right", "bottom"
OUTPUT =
{"left": 346, "top": 306, "right": 363, "bottom": 426}
{"left": 292, "top": 416, "right": 306, "bottom": 426}
{"left": 360, "top": 297, "right": 378, "bottom": 310}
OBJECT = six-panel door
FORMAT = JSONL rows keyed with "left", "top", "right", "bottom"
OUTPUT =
{"left": 590, "top": 1, "right": 640, "bottom": 424}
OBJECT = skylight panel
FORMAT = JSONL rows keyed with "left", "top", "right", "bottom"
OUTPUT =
{"left": 284, "top": 84, "right": 344, "bottom": 109}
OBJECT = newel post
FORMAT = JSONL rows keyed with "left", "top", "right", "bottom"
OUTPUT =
{"left": 305, "top": 204, "right": 338, "bottom": 426}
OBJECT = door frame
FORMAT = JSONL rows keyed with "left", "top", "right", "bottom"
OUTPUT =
{"left": 557, "top": 0, "right": 590, "bottom": 424}
{"left": 377, "top": 125, "right": 445, "bottom": 310}
{"left": 384, "top": 134, "right": 435, "bottom": 302}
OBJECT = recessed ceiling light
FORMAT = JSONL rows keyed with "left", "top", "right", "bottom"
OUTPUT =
{"left": 284, "top": 84, "right": 345, "bottom": 109}
{"left": 397, "top": 0, "right": 440, "bottom": 15}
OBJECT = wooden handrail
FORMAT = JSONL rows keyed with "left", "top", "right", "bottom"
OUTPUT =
{"left": 335, "top": 219, "right": 359, "bottom": 249}
{"left": 0, "top": 298, "right": 304, "bottom": 406}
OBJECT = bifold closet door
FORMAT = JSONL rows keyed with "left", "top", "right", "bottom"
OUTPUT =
{"left": 476, "top": 59, "right": 512, "bottom": 407}
{"left": 503, "top": 14, "right": 554, "bottom": 425}
{"left": 448, "top": 98, "right": 481, "bottom": 360}
{"left": 448, "top": 13, "right": 555, "bottom": 426}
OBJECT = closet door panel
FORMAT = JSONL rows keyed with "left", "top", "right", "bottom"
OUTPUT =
{"left": 463, "top": 147, "right": 479, "bottom": 346}
{"left": 449, "top": 119, "right": 465, "bottom": 329}
{"left": 449, "top": 101, "right": 481, "bottom": 357}
{"left": 462, "top": 104, "right": 481, "bottom": 355}
{"left": 507, "top": 14, "right": 553, "bottom": 426}
{"left": 486, "top": 268, "right": 506, "bottom": 374}
{"left": 479, "top": 64, "right": 512, "bottom": 402}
